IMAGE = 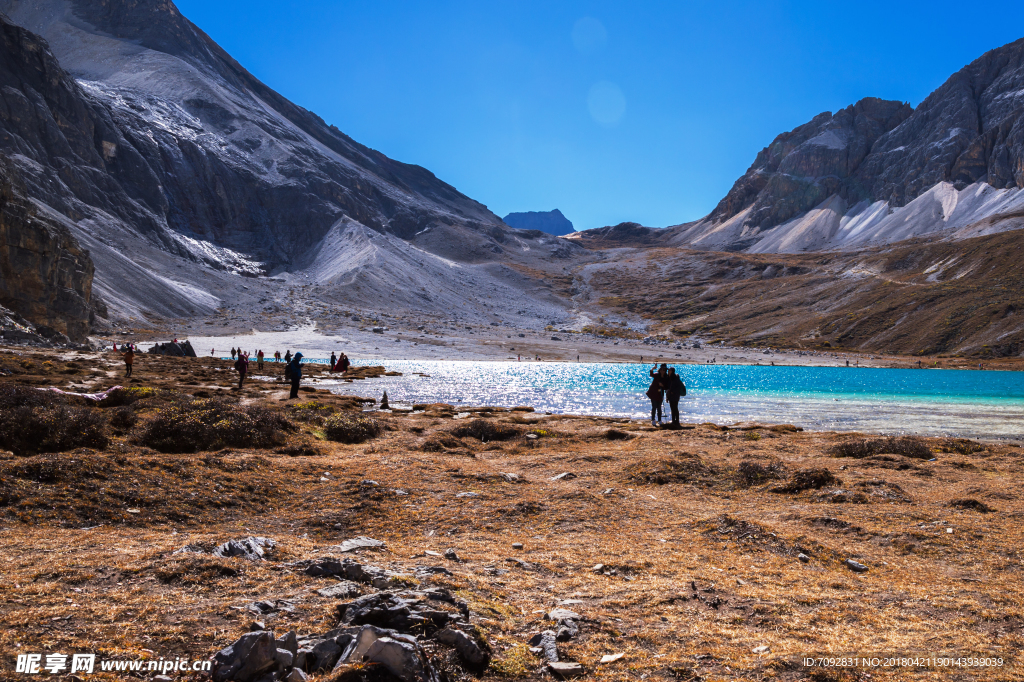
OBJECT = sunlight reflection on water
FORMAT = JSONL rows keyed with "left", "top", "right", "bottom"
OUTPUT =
{"left": 313, "top": 361, "right": 1024, "bottom": 439}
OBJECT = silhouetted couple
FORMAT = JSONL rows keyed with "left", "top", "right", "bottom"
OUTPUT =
{"left": 646, "top": 363, "right": 686, "bottom": 428}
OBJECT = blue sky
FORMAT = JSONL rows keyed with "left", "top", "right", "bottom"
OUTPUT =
{"left": 175, "top": 0, "right": 1024, "bottom": 231}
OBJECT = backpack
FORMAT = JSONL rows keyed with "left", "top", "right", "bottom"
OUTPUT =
{"left": 680, "top": 382, "right": 686, "bottom": 397}
{"left": 233, "top": 359, "right": 241, "bottom": 371}
{"left": 284, "top": 362, "right": 293, "bottom": 380}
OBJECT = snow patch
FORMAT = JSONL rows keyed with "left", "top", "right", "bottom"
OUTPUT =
{"left": 171, "top": 233, "right": 266, "bottom": 276}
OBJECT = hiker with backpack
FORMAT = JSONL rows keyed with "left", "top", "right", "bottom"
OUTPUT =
{"left": 235, "top": 352, "right": 249, "bottom": 389}
{"left": 257, "top": 349, "right": 265, "bottom": 370}
{"left": 285, "top": 352, "right": 303, "bottom": 399}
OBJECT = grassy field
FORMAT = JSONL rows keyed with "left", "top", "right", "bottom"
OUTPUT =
{"left": 0, "top": 348, "right": 1021, "bottom": 680}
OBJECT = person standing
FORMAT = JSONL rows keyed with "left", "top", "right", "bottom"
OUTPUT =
{"left": 338, "top": 353, "right": 350, "bottom": 374}
{"left": 122, "top": 346, "right": 135, "bottom": 378}
{"left": 286, "top": 352, "right": 303, "bottom": 399}
{"left": 284, "top": 350, "right": 292, "bottom": 364}
{"left": 235, "top": 352, "right": 249, "bottom": 389}
{"left": 257, "top": 349, "right": 265, "bottom": 370}
{"left": 646, "top": 363, "right": 667, "bottom": 426}
{"left": 330, "top": 351, "right": 337, "bottom": 370}
{"left": 665, "top": 367, "right": 686, "bottom": 428}
{"left": 231, "top": 347, "right": 236, "bottom": 360}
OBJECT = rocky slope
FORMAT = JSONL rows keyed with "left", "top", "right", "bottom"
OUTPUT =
{"left": 661, "top": 38, "right": 1024, "bottom": 253}
{"left": 581, "top": 228, "right": 1024, "bottom": 357}
{"left": 502, "top": 209, "right": 575, "bottom": 235}
{"left": 0, "top": 0, "right": 579, "bottom": 329}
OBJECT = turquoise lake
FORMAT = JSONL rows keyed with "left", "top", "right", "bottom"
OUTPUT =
{"left": 307, "top": 361, "right": 1024, "bottom": 440}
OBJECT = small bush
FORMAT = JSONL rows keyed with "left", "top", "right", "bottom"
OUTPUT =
{"left": 737, "top": 458, "right": 787, "bottom": 486}
{"left": 287, "top": 400, "right": 337, "bottom": 424}
{"left": 829, "top": 436, "right": 932, "bottom": 460}
{"left": 0, "top": 384, "right": 66, "bottom": 409}
{"left": 743, "top": 431, "right": 762, "bottom": 441}
{"left": 856, "top": 480, "right": 912, "bottom": 503}
{"left": 626, "top": 452, "right": 716, "bottom": 485}
{"left": 0, "top": 404, "right": 108, "bottom": 455}
{"left": 419, "top": 432, "right": 465, "bottom": 452}
{"left": 275, "top": 443, "right": 324, "bottom": 457}
{"left": 603, "top": 428, "right": 634, "bottom": 440}
{"left": 323, "top": 413, "right": 383, "bottom": 444}
{"left": 136, "top": 399, "right": 293, "bottom": 453}
{"left": 450, "top": 419, "right": 519, "bottom": 442}
{"left": 948, "top": 498, "right": 995, "bottom": 513}
{"left": 109, "top": 406, "right": 138, "bottom": 431}
{"left": 939, "top": 438, "right": 986, "bottom": 455}
{"left": 770, "top": 468, "right": 841, "bottom": 493}
{"left": 101, "top": 386, "right": 157, "bottom": 407}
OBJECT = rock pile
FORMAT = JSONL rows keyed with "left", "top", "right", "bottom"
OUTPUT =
{"left": 211, "top": 553, "right": 490, "bottom": 681}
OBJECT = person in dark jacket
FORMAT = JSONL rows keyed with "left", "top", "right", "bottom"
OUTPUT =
{"left": 665, "top": 367, "right": 686, "bottom": 428}
{"left": 122, "top": 347, "right": 135, "bottom": 377}
{"left": 646, "top": 363, "right": 668, "bottom": 426}
{"left": 330, "top": 352, "right": 337, "bottom": 370}
{"left": 287, "top": 352, "right": 303, "bottom": 399}
{"left": 284, "top": 350, "right": 292, "bottom": 364}
{"left": 235, "top": 352, "right": 249, "bottom": 389}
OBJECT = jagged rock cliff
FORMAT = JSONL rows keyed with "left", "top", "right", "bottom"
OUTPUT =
{"left": 0, "top": 159, "right": 94, "bottom": 342}
{"left": 706, "top": 98, "right": 913, "bottom": 232}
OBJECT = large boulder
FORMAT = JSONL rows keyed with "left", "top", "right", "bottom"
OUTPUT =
{"left": 211, "top": 631, "right": 277, "bottom": 682}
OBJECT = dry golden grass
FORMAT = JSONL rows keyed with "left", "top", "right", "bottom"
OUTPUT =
{"left": 0, "top": 348, "right": 1021, "bottom": 680}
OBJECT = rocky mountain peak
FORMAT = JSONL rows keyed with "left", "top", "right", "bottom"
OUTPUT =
{"left": 707, "top": 97, "right": 913, "bottom": 231}
{"left": 502, "top": 209, "right": 574, "bottom": 236}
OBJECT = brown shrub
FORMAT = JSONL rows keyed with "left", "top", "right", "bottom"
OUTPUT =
{"left": 109, "top": 405, "right": 138, "bottom": 431}
{"left": 770, "top": 468, "right": 841, "bottom": 493}
{"left": 939, "top": 439, "right": 986, "bottom": 455}
{"left": 323, "top": 413, "right": 383, "bottom": 444}
{"left": 0, "top": 400, "right": 108, "bottom": 455}
{"left": 737, "top": 458, "right": 787, "bottom": 486}
{"left": 948, "top": 498, "right": 996, "bottom": 513}
{"left": 829, "top": 436, "right": 931, "bottom": 460}
{"left": 450, "top": 419, "right": 519, "bottom": 442}
{"left": 287, "top": 400, "right": 337, "bottom": 424}
{"left": 626, "top": 452, "right": 716, "bottom": 485}
{"left": 419, "top": 432, "right": 465, "bottom": 452}
{"left": 136, "top": 399, "right": 293, "bottom": 453}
